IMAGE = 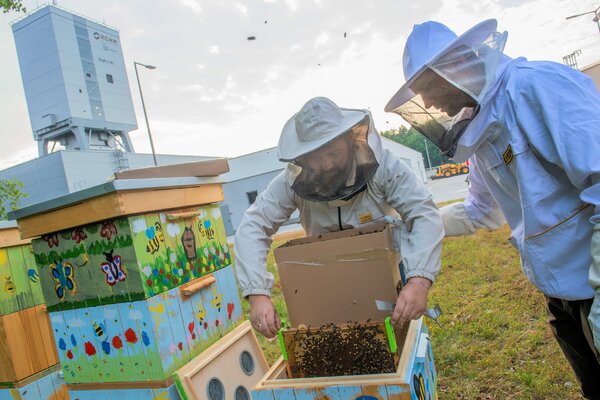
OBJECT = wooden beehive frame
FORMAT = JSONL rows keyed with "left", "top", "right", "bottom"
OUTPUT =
{"left": 256, "top": 319, "right": 422, "bottom": 391}
{"left": 278, "top": 318, "right": 399, "bottom": 379}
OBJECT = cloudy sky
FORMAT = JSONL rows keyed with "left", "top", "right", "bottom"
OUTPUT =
{"left": 1, "top": 0, "right": 599, "bottom": 169}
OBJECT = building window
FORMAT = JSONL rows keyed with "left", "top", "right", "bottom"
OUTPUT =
{"left": 106, "top": 74, "right": 114, "bottom": 84}
{"left": 246, "top": 191, "right": 258, "bottom": 205}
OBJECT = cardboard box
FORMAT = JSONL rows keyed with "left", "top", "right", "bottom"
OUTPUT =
{"left": 274, "top": 223, "right": 401, "bottom": 327}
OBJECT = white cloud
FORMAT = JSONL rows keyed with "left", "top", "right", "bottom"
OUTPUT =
{"left": 167, "top": 223, "right": 181, "bottom": 237}
{"left": 128, "top": 310, "right": 143, "bottom": 320}
{"left": 209, "top": 45, "right": 220, "bottom": 54}
{"left": 314, "top": 32, "right": 330, "bottom": 47}
{"left": 131, "top": 218, "right": 147, "bottom": 234}
{"left": 180, "top": 0, "right": 202, "bottom": 14}
{"left": 235, "top": 3, "right": 248, "bottom": 16}
{"left": 225, "top": 74, "right": 237, "bottom": 89}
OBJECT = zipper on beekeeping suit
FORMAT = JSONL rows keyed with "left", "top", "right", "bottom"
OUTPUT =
{"left": 338, "top": 207, "right": 343, "bottom": 231}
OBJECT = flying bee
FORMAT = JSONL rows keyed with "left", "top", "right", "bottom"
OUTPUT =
{"left": 4, "top": 276, "right": 15, "bottom": 294}
{"left": 92, "top": 322, "right": 106, "bottom": 339}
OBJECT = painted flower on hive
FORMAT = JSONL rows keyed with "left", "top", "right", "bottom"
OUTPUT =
{"left": 142, "top": 266, "right": 152, "bottom": 277}
{"left": 71, "top": 228, "right": 88, "bottom": 244}
{"left": 42, "top": 233, "right": 59, "bottom": 248}
{"left": 100, "top": 221, "right": 118, "bottom": 240}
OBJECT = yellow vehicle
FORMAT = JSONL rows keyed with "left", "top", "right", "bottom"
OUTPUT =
{"left": 434, "top": 162, "right": 469, "bottom": 179}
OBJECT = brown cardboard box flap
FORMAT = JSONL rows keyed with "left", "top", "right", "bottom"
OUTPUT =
{"left": 275, "top": 223, "right": 401, "bottom": 327}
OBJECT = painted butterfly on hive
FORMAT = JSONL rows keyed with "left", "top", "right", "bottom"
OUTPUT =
{"left": 50, "top": 260, "right": 77, "bottom": 300}
{"left": 101, "top": 250, "right": 127, "bottom": 286}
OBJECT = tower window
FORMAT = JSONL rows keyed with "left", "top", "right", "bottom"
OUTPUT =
{"left": 106, "top": 74, "right": 114, "bottom": 83}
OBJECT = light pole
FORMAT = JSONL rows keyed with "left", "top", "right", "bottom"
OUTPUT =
{"left": 566, "top": 6, "right": 600, "bottom": 33}
{"left": 134, "top": 61, "right": 158, "bottom": 166}
{"left": 423, "top": 138, "right": 432, "bottom": 169}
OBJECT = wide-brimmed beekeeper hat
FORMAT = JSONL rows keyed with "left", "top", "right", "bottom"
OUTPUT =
{"left": 278, "top": 97, "right": 368, "bottom": 161}
{"left": 385, "top": 19, "right": 501, "bottom": 112}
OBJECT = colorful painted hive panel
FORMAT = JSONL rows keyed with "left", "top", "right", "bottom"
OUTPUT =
{"left": 69, "top": 384, "right": 179, "bottom": 400}
{"left": 0, "top": 304, "right": 60, "bottom": 383}
{"left": 31, "top": 205, "right": 232, "bottom": 312}
{"left": 0, "top": 244, "right": 45, "bottom": 316}
{"left": 49, "top": 265, "right": 242, "bottom": 384}
{"left": 0, "top": 367, "right": 69, "bottom": 400}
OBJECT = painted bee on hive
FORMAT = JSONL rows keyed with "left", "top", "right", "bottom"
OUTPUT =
{"left": 4, "top": 276, "right": 15, "bottom": 294}
{"left": 145, "top": 222, "right": 165, "bottom": 254}
{"left": 210, "top": 285, "right": 223, "bottom": 312}
{"left": 92, "top": 322, "right": 106, "bottom": 340}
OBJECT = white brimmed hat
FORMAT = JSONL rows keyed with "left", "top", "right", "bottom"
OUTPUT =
{"left": 278, "top": 97, "right": 367, "bottom": 161}
{"left": 385, "top": 19, "right": 499, "bottom": 112}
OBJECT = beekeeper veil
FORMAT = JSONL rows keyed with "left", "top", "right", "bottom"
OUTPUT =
{"left": 278, "top": 97, "right": 382, "bottom": 202}
{"left": 385, "top": 19, "right": 507, "bottom": 158}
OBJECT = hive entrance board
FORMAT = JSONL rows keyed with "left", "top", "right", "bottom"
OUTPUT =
{"left": 279, "top": 319, "right": 399, "bottom": 378}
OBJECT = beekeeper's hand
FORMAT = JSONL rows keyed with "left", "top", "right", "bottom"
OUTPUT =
{"left": 248, "top": 294, "right": 280, "bottom": 338}
{"left": 392, "top": 277, "right": 431, "bottom": 327}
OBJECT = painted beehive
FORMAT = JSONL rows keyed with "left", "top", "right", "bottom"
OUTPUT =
{"left": 31, "top": 205, "right": 232, "bottom": 312}
{"left": 0, "top": 366, "right": 69, "bottom": 400}
{"left": 49, "top": 265, "right": 243, "bottom": 384}
{"left": 0, "top": 223, "right": 60, "bottom": 383}
{"left": 252, "top": 318, "right": 437, "bottom": 400}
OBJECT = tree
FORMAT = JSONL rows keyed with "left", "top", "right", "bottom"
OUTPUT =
{"left": 1, "top": 0, "right": 26, "bottom": 13}
{"left": 381, "top": 126, "right": 451, "bottom": 169}
{"left": 0, "top": 179, "right": 28, "bottom": 220}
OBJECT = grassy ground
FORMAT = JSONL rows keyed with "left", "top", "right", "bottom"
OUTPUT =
{"left": 241, "top": 226, "right": 583, "bottom": 399}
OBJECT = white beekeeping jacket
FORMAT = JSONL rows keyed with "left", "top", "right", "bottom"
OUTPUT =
{"left": 233, "top": 142, "right": 444, "bottom": 298}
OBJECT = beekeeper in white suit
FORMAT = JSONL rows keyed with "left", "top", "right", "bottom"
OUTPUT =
{"left": 385, "top": 19, "right": 600, "bottom": 398}
{"left": 234, "top": 96, "right": 444, "bottom": 339}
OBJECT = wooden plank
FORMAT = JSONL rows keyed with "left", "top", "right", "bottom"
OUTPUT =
{"left": 7, "top": 247, "right": 34, "bottom": 313}
{"left": 0, "top": 248, "right": 20, "bottom": 316}
{"left": 335, "top": 386, "right": 362, "bottom": 399}
{"left": 272, "top": 388, "right": 297, "bottom": 400}
{"left": 362, "top": 385, "right": 390, "bottom": 399}
{"left": 0, "top": 313, "right": 17, "bottom": 382}
{"left": 18, "top": 306, "right": 51, "bottom": 375}
{"left": 385, "top": 384, "right": 412, "bottom": 400}
{"left": 17, "top": 185, "right": 224, "bottom": 239}
{"left": 35, "top": 305, "right": 60, "bottom": 371}
{"left": 21, "top": 246, "right": 45, "bottom": 307}
{"left": 0, "top": 228, "right": 30, "bottom": 248}
{"left": 67, "top": 378, "right": 174, "bottom": 391}
{"left": 1, "top": 310, "right": 34, "bottom": 381}
{"left": 114, "top": 159, "right": 229, "bottom": 180}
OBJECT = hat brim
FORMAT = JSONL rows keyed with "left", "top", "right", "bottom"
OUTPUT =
{"left": 384, "top": 19, "right": 498, "bottom": 113}
{"left": 277, "top": 108, "right": 368, "bottom": 161}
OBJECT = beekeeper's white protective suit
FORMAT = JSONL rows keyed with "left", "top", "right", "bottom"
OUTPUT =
{"left": 234, "top": 97, "right": 443, "bottom": 300}
{"left": 386, "top": 19, "right": 600, "bottom": 397}
{"left": 234, "top": 97, "right": 444, "bottom": 337}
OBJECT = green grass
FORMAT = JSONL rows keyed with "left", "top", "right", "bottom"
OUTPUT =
{"left": 240, "top": 226, "right": 583, "bottom": 399}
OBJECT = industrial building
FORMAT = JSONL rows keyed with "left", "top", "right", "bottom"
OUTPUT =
{"left": 2, "top": 3, "right": 427, "bottom": 238}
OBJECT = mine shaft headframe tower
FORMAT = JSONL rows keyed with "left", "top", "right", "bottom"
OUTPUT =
{"left": 11, "top": 4, "right": 137, "bottom": 156}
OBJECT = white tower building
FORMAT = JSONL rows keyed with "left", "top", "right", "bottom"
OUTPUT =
{"left": 12, "top": 5, "right": 137, "bottom": 162}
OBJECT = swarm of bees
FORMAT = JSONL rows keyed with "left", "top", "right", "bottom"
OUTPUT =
{"left": 283, "top": 320, "right": 397, "bottom": 378}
